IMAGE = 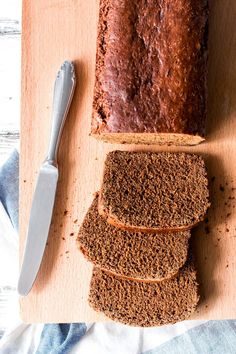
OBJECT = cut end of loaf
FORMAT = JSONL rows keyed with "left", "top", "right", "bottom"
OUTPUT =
{"left": 91, "top": 132, "right": 205, "bottom": 146}
{"left": 99, "top": 151, "right": 210, "bottom": 232}
{"left": 78, "top": 196, "right": 191, "bottom": 281}
{"left": 89, "top": 259, "right": 199, "bottom": 327}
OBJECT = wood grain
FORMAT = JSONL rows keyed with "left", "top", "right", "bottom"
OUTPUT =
{"left": 20, "top": 0, "right": 236, "bottom": 323}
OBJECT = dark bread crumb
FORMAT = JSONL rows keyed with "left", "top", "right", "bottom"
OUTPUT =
{"left": 89, "top": 258, "right": 199, "bottom": 327}
{"left": 100, "top": 151, "right": 210, "bottom": 232}
{"left": 64, "top": 210, "right": 68, "bottom": 216}
{"left": 78, "top": 196, "right": 190, "bottom": 281}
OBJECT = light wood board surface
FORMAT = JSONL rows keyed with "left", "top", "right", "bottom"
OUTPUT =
{"left": 20, "top": 0, "right": 236, "bottom": 323}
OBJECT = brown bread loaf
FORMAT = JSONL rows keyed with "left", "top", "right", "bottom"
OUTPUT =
{"left": 78, "top": 196, "right": 190, "bottom": 281}
{"left": 89, "top": 258, "right": 199, "bottom": 327}
{"left": 91, "top": 0, "right": 208, "bottom": 145}
{"left": 99, "top": 151, "right": 210, "bottom": 232}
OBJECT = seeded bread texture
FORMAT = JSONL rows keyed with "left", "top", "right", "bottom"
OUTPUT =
{"left": 91, "top": 0, "right": 208, "bottom": 146}
{"left": 89, "top": 258, "right": 199, "bottom": 327}
{"left": 99, "top": 151, "right": 210, "bottom": 232}
{"left": 78, "top": 196, "right": 190, "bottom": 281}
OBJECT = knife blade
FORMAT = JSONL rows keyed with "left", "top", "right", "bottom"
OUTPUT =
{"left": 18, "top": 61, "right": 76, "bottom": 296}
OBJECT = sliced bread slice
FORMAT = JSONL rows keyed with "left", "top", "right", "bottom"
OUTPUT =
{"left": 99, "top": 151, "right": 210, "bottom": 232}
{"left": 78, "top": 196, "right": 190, "bottom": 281}
{"left": 89, "top": 258, "right": 199, "bottom": 327}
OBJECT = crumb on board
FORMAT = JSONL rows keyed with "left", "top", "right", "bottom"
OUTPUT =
{"left": 64, "top": 210, "right": 68, "bottom": 216}
{"left": 219, "top": 184, "right": 225, "bottom": 192}
{"left": 73, "top": 219, "right": 78, "bottom": 224}
{"left": 226, "top": 264, "right": 229, "bottom": 268}
{"left": 62, "top": 237, "right": 65, "bottom": 241}
{"left": 227, "top": 213, "right": 231, "bottom": 218}
{"left": 23, "top": 180, "right": 26, "bottom": 183}
{"left": 211, "top": 176, "right": 216, "bottom": 183}
{"left": 65, "top": 251, "right": 69, "bottom": 254}
{"left": 226, "top": 228, "right": 230, "bottom": 232}
{"left": 70, "top": 232, "right": 74, "bottom": 236}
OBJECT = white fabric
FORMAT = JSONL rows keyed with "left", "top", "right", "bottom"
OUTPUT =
{"left": 0, "top": 202, "right": 44, "bottom": 353}
{"left": 0, "top": 201, "right": 18, "bottom": 286}
{"left": 72, "top": 321, "right": 207, "bottom": 354}
{"left": 0, "top": 323, "right": 44, "bottom": 354}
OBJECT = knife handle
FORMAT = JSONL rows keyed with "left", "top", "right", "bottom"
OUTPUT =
{"left": 45, "top": 61, "right": 76, "bottom": 166}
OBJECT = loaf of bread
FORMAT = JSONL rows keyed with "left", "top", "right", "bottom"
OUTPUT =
{"left": 91, "top": 0, "right": 208, "bottom": 145}
{"left": 99, "top": 151, "right": 210, "bottom": 232}
{"left": 78, "top": 196, "right": 190, "bottom": 281}
{"left": 89, "top": 258, "right": 199, "bottom": 327}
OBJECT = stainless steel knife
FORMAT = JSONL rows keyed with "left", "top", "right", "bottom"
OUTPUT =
{"left": 18, "top": 61, "right": 76, "bottom": 296}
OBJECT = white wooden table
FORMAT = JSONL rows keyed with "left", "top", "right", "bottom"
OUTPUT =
{"left": 0, "top": 0, "right": 21, "bottom": 166}
{"left": 0, "top": 0, "right": 21, "bottom": 338}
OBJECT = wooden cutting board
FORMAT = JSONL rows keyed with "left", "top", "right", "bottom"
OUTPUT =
{"left": 20, "top": 0, "right": 236, "bottom": 323}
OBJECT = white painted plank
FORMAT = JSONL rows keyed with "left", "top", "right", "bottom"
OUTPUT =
{"left": 0, "top": 0, "right": 22, "bottom": 21}
{"left": 0, "top": 0, "right": 21, "bottom": 336}
{"left": 0, "top": 0, "right": 21, "bottom": 164}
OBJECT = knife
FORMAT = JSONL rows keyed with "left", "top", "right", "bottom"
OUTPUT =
{"left": 18, "top": 61, "right": 76, "bottom": 296}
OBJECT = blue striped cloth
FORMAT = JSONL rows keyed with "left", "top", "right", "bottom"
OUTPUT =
{"left": 0, "top": 150, "right": 235, "bottom": 354}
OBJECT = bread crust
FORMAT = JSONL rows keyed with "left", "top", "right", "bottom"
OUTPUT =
{"left": 91, "top": 0, "right": 208, "bottom": 146}
{"left": 98, "top": 195, "right": 203, "bottom": 233}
